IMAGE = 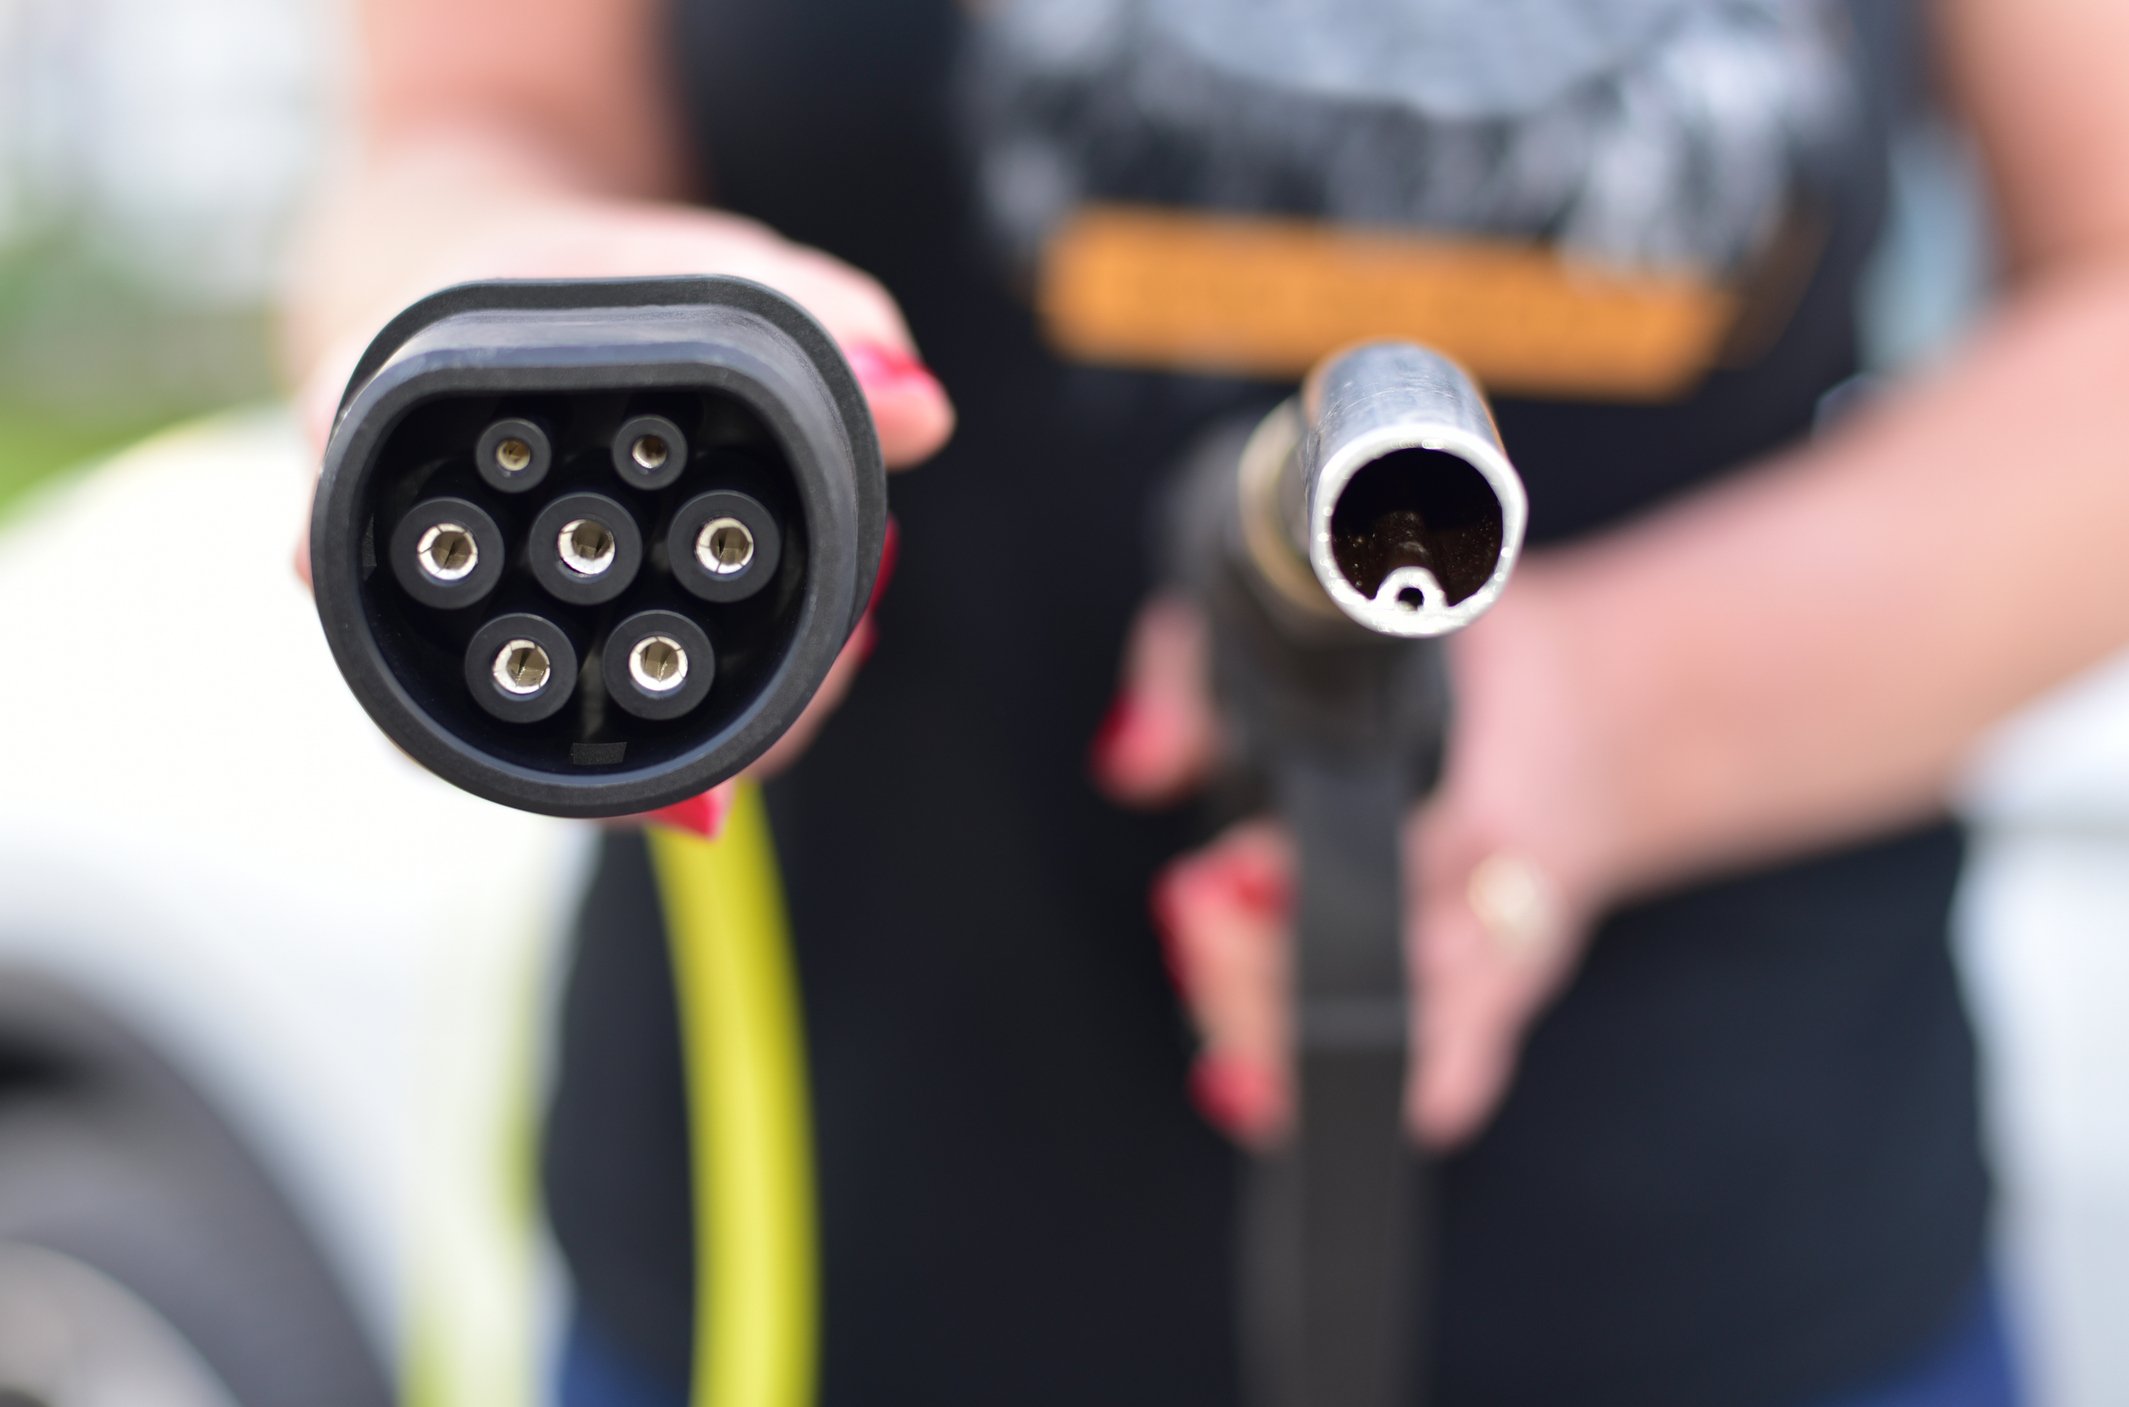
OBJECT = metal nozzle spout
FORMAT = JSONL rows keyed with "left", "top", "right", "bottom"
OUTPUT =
{"left": 1242, "top": 343, "right": 1527, "bottom": 639}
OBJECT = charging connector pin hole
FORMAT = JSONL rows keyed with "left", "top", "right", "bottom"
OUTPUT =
{"left": 558, "top": 518, "right": 619, "bottom": 577}
{"left": 416, "top": 523, "right": 478, "bottom": 582}
{"left": 631, "top": 435, "right": 670, "bottom": 473}
{"left": 696, "top": 518, "right": 755, "bottom": 576}
{"left": 494, "top": 437, "right": 533, "bottom": 474}
{"left": 492, "top": 640, "right": 552, "bottom": 696}
{"left": 629, "top": 635, "right": 688, "bottom": 694}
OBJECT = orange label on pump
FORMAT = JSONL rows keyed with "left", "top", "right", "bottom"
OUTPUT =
{"left": 1037, "top": 204, "right": 1746, "bottom": 402}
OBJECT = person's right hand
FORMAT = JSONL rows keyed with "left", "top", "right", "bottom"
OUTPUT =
{"left": 290, "top": 186, "right": 956, "bottom": 801}
{"left": 1094, "top": 578, "right": 1623, "bottom": 1153}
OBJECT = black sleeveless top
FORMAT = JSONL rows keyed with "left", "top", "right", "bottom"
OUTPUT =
{"left": 544, "top": 3, "right": 1987, "bottom": 1403}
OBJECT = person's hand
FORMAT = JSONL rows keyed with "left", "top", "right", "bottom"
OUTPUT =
{"left": 290, "top": 186, "right": 955, "bottom": 814}
{"left": 291, "top": 193, "right": 954, "bottom": 474}
{"left": 1094, "top": 566, "right": 1647, "bottom": 1149}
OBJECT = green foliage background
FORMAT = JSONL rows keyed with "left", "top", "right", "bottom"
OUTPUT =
{"left": 0, "top": 233, "right": 273, "bottom": 517}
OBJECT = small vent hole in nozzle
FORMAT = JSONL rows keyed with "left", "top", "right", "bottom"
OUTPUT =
{"left": 1329, "top": 448, "right": 1503, "bottom": 607}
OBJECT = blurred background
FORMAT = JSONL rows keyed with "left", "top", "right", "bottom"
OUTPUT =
{"left": 0, "top": 6, "right": 568, "bottom": 1405}
{"left": 0, "top": 0, "right": 335, "bottom": 511}
{"left": 0, "top": 1, "right": 2124, "bottom": 1405}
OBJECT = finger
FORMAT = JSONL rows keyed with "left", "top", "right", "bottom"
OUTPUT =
{"left": 299, "top": 332, "right": 369, "bottom": 457}
{"left": 1152, "top": 824, "right": 1294, "bottom": 1146}
{"left": 1092, "top": 597, "right": 1222, "bottom": 807}
{"left": 1407, "top": 896, "right": 1550, "bottom": 1150}
{"left": 293, "top": 330, "right": 373, "bottom": 591}
{"left": 748, "top": 614, "right": 876, "bottom": 778}
{"left": 693, "top": 233, "right": 952, "bottom": 470}
{"left": 1412, "top": 996, "right": 1521, "bottom": 1149}
{"left": 747, "top": 516, "right": 898, "bottom": 777}
{"left": 843, "top": 341, "right": 955, "bottom": 470}
{"left": 293, "top": 516, "right": 312, "bottom": 589}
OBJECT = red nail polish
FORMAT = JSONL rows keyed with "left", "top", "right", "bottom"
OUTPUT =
{"left": 1090, "top": 695, "right": 1136, "bottom": 780}
{"left": 1149, "top": 874, "right": 1191, "bottom": 992}
{"left": 866, "top": 516, "right": 900, "bottom": 614}
{"left": 1189, "top": 1057, "right": 1283, "bottom": 1141}
{"left": 1218, "top": 854, "right": 1291, "bottom": 921}
{"left": 635, "top": 788, "right": 731, "bottom": 839}
{"left": 845, "top": 343, "right": 939, "bottom": 394}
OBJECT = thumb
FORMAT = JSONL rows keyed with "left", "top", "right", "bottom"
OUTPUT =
{"left": 1408, "top": 896, "right": 1530, "bottom": 1149}
{"left": 299, "top": 331, "right": 371, "bottom": 459}
{"left": 842, "top": 341, "right": 955, "bottom": 470}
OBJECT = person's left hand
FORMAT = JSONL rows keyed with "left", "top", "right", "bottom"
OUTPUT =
{"left": 1093, "top": 565, "right": 1644, "bottom": 1149}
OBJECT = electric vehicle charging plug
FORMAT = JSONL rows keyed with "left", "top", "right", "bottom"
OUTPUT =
{"left": 310, "top": 276, "right": 886, "bottom": 817}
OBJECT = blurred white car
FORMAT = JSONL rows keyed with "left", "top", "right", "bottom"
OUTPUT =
{"left": 0, "top": 416, "right": 587, "bottom": 1407}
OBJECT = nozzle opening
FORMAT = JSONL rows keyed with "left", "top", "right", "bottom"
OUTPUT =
{"left": 1327, "top": 449, "right": 1504, "bottom": 608}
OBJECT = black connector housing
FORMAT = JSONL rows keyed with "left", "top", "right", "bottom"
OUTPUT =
{"left": 311, "top": 276, "right": 885, "bottom": 817}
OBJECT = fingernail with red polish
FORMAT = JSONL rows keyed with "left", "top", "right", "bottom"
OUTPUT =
{"left": 1150, "top": 871, "right": 1191, "bottom": 992}
{"left": 636, "top": 788, "right": 732, "bottom": 840}
{"left": 1091, "top": 692, "right": 1185, "bottom": 793}
{"left": 1090, "top": 694, "right": 1136, "bottom": 781}
{"left": 866, "top": 516, "right": 900, "bottom": 614}
{"left": 845, "top": 343, "right": 940, "bottom": 395}
{"left": 1215, "top": 853, "right": 1291, "bottom": 921}
{"left": 1189, "top": 1056, "right": 1284, "bottom": 1142}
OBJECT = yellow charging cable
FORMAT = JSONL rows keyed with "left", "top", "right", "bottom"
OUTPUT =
{"left": 649, "top": 785, "right": 819, "bottom": 1407}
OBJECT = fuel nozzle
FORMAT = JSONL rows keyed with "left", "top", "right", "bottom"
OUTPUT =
{"left": 1189, "top": 345, "right": 1529, "bottom": 1407}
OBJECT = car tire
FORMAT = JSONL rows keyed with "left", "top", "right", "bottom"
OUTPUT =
{"left": 0, "top": 973, "right": 390, "bottom": 1407}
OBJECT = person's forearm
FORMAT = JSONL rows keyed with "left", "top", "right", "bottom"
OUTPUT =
{"left": 1545, "top": 259, "right": 2129, "bottom": 896}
